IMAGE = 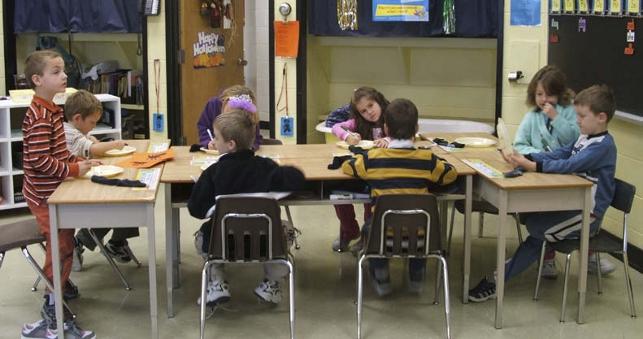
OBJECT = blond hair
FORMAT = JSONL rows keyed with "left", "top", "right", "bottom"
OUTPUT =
{"left": 214, "top": 109, "right": 258, "bottom": 150}
{"left": 24, "top": 50, "right": 63, "bottom": 89}
{"left": 64, "top": 90, "right": 102, "bottom": 120}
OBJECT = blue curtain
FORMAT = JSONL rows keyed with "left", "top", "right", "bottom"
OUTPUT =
{"left": 309, "top": 0, "right": 498, "bottom": 38}
{"left": 14, "top": 0, "right": 141, "bottom": 33}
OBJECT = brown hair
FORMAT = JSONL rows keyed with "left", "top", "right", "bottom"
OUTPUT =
{"left": 384, "top": 98, "right": 418, "bottom": 140}
{"left": 64, "top": 90, "right": 102, "bottom": 120}
{"left": 24, "top": 50, "right": 63, "bottom": 89}
{"left": 220, "top": 85, "right": 256, "bottom": 104}
{"left": 213, "top": 109, "right": 258, "bottom": 150}
{"left": 526, "top": 65, "right": 573, "bottom": 108}
{"left": 350, "top": 87, "right": 389, "bottom": 140}
{"left": 574, "top": 85, "right": 616, "bottom": 122}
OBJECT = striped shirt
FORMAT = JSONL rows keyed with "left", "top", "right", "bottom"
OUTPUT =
{"left": 341, "top": 139, "right": 458, "bottom": 198}
{"left": 22, "top": 96, "right": 80, "bottom": 205}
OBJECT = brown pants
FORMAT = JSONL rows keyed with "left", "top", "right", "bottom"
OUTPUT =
{"left": 28, "top": 201, "right": 74, "bottom": 291}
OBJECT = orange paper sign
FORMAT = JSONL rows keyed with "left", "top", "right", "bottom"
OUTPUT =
{"left": 275, "top": 21, "right": 300, "bottom": 58}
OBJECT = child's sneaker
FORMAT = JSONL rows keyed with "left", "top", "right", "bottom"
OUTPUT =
{"left": 46, "top": 321, "right": 96, "bottom": 339}
{"left": 197, "top": 279, "right": 231, "bottom": 306}
{"left": 41, "top": 295, "right": 74, "bottom": 324}
{"left": 105, "top": 240, "right": 132, "bottom": 263}
{"left": 63, "top": 282, "right": 79, "bottom": 300}
{"left": 368, "top": 265, "right": 392, "bottom": 297}
{"left": 332, "top": 233, "right": 360, "bottom": 252}
{"left": 540, "top": 259, "right": 558, "bottom": 279}
{"left": 468, "top": 277, "right": 496, "bottom": 302}
{"left": 21, "top": 319, "right": 48, "bottom": 339}
{"left": 254, "top": 279, "right": 283, "bottom": 304}
{"left": 588, "top": 254, "right": 616, "bottom": 275}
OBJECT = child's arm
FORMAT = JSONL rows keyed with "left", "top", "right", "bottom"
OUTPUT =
{"left": 268, "top": 165, "right": 306, "bottom": 191}
{"left": 89, "top": 140, "right": 127, "bottom": 157}
{"left": 341, "top": 153, "right": 368, "bottom": 179}
{"left": 513, "top": 113, "right": 542, "bottom": 155}
{"left": 537, "top": 141, "right": 614, "bottom": 174}
{"left": 331, "top": 119, "right": 359, "bottom": 142}
{"left": 427, "top": 154, "right": 458, "bottom": 186}
{"left": 197, "top": 98, "right": 221, "bottom": 148}
{"left": 26, "top": 117, "right": 80, "bottom": 178}
{"left": 550, "top": 105, "right": 580, "bottom": 146}
{"left": 187, "top": 166, "right": 218, "bottom": 219}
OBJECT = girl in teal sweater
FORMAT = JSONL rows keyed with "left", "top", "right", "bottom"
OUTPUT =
{"left": 513, "top": 65, "right": 579, "bottom": 155}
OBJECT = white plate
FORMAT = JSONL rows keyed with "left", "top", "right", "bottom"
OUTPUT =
{"left": 84, "top": 165, "right": 124, "bottom": 178}
{"left": 336, "top": 140, "right": 375, "bottom": 150}
{"left": 200, "top": 147, "right": 220, "bottom": 155}
{"left": 104, "top": 145, "right": 137, "bottom": 156}
{"left": 454, "top": 137, "right": 497, "bottom": 148}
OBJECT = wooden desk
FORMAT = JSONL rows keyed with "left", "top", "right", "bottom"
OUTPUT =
{"left": 48, "top": 140, "right": 162, "bottom": 339}
{"left": 160, "top": 143, "right": 471, "bottom": 317}
{"left": 449, "top": 149, "right": 593, "bottom": 328}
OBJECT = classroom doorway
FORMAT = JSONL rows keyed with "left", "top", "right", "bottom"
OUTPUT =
{"left": 178, "top": 0, "right": 246, "bottom": 145}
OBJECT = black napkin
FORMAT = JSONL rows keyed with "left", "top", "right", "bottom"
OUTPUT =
{"left": 327, "top": 155, "right": 352, "bottom": 170}
{"left": 91, "top": 176, "right": 147, "bottom": 187}
{"left": 189, "top": 144, "right": 202, "bottom": 152}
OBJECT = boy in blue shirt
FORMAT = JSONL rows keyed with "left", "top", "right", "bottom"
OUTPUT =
{"left": 469, "top": 85, "right": 617, "bottom": 302}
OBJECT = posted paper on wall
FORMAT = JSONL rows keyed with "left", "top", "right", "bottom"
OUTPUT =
{"left": 511, "top": 0, "right": 541, "bottom": 26}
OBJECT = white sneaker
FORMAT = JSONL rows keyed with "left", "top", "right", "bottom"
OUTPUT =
{"left": 588, "top": 254, "right": 616, "bottom": 275}
{"left": 540, "top": 259, "right": 558, "bottom": 279}
{"left": 46, "top": 321, "right": 96, "bottom": 339}
{"left": 254, "top": 279, "right": 282, "bottom": 304}
{"left": 197, "top": 279, "right": 231, "bottom": 306}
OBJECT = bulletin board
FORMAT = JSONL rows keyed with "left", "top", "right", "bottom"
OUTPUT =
{"left": 548, "top": 15, "right": 643, "bottom": 117}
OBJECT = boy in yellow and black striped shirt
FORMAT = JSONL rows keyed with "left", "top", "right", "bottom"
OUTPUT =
{"left": 341, "top": 98, "right": 457, "bottom": 296}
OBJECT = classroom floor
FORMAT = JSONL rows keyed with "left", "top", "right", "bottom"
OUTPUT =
{"left": 1, "top": 189, "right": 642, "bottom": 339}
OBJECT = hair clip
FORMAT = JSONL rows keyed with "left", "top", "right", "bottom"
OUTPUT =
{"left": 227, "top": 94, "right": 257, "bottom": 113}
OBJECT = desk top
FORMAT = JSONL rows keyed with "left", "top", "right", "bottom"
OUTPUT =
{"left": 48, "top": 140, "right": 161, "bottom": 204}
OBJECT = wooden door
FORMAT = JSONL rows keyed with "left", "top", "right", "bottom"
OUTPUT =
{"left": 179, "top": 0, "right": 245, "bottom": 145}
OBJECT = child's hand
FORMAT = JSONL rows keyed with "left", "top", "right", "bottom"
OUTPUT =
{"left": 508, "top": 153, "right": 536, "bottom": 172}
{"left": 374, "top": 138, "right": 389, "bottom": 148}
{"left": 78, "top": 160, "right": 102, "bottom": 176}
{"left": 207, "top": 140, "right": 217, "bottom": 150}
{"left": 542, "top": 102, "right": 558, "bottom": 120}
{"left": 345, "top": 133, "right": 362, "bottom": 145}
{"left": 112, "top": 140, "right": 127, "bottom": 150}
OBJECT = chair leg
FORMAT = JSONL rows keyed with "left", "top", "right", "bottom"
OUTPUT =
{"left": 446, "top": 205, "right": 456, "bottom": 256}
{"left": 433, "top": 259, "right": 442, "bottom": 305}
{"left": 123, "top": 245, "right": 142, "bottom": 268}
{"left": 596, "top": 253, "right": 603, "bottom": 295}
{"left": 533, "top": 241, "right": 547, "bottom": 300}
{"left": 285, "top": 206, "right": 300, "bottom": 250}
{"left": 21, "top": 247, "right": 76, "bottom": 319}
{"left": 513, "top": 214, "right": 524, "bottom": 244}
{"left": 89, "top": 230, "right": 132, "bottom": 290}
{"left": 622, "top": 252, "right": 637, "bottom": 317}
{"left": 478, "top": 212, "right": 484, "bottom": 238}
{"left": 285, "top": 260, "right": 296, "bottom": 339}
{"left": 32, "top": 276, "right": 42, "bottom": 292}
{"left": 438, "top": 256, "right": 452, "bottom": 339}
{"left": 0, "top": 251, "right": 4, "bottom": 270}
{"left": 356, "top": 255, "right": 366, "bottom": 339}
{"left": 200, "top": 261, "right": 212, "bottom": 339}
{"left": 560, "top": 253, "right": 572, "bottom": 322}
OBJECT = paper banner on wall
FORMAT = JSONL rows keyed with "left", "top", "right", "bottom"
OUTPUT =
{"left": 628, "top": 0, "right": 640, "bottom": 13}
{"left": 275, "top": 21, "right": 300, "bottom": 58}
{"left": 594, "top": 0, "right": 606, "bottom": 13}
{"left": 372, "top": 0, "right": 429, "bottom": 22}
{"left": 611, "top": 0, "right": 624, "bottom": 14}
{"left": 193, "top": 31, "right": 225, "bottom": 68}
{"left": 511, "top": 0, "right": 541, "bottom": 26}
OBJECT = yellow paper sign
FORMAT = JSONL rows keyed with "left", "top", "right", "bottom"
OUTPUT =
{"left": 578, "top": 0, "right": 589, "bottom": 11}
{"left": 628, "top": 0, "right": 640, "bottom": 13}
{"left": 552, "top": 0, "right": 562, "bottom": 12}
{"left": 594, "top": 0, "right": 606, "bottom": 12}
{"left": 564, "top": 0, "right": 576, "bottom": 12}
{"left": 611, "top": 0, "right": 623, "bottom": 14}
{"left": 375, "top": 5, "right": 425, "bottom": 16}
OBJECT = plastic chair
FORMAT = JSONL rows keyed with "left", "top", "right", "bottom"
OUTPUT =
{"left": 356, "top": 194, "right": 451, "bottom": 339}
{"left": 447, "top": 199, "right": 523, "bottom": 254}
{"left": 0, "top": 218, "right": 76, "bottom": 318}
{"left": 533, "top": 178, "right": 637, "bottom": 321}
{"left": 199, "top": 196, "right": 295, "bottom": 339}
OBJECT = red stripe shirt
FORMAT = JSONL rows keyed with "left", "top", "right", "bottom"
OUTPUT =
{"left": 22, "top": 96, "right": 80, "bottom": 205}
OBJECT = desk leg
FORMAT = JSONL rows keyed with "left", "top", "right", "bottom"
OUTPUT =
{"left": 146, "top": 205, "right": 159, "bottom": 339}
{"left": 495, "top": 190, "right": 508, "bottom": 329}
{"left": 462, "top": 175, "right": 472, "bottom": 304}
{"left": 577, "top": 187, "right": 591, "bottom": 324}
{"left": 164, "top": 184, "right": 179, "bottom": 318}
{"left": 49, "top": 204, "right": 66, "bottom": 339}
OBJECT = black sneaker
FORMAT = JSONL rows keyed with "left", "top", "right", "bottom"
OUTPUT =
{"left": 41, "top": 295, "right": 74, "bottom": 324}
{"left": 105, "top": 241, "right": 132, "bottom": 263}
{"left": 75, "top": 229, "right": 97, "bottom": 251}
{"left": 63, "top": 282, "right": 79, "bottom": 300}
{"left": 468, "top": 277, "right": 496, "bottom": 302}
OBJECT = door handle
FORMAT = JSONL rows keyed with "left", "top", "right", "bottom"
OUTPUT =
{"left": 237, "top": 58, "right": 248, "bottom": 66}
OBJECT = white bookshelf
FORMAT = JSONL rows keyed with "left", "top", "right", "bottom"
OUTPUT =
{"left": 0, "top": 94, "right": 122, "bottom": 210}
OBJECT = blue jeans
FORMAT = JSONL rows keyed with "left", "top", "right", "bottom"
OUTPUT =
{"left": 504, "top": 210, "right": 600, "bottom": 281}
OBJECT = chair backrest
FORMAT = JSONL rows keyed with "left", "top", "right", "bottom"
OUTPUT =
{"left": 261, "top": 138, "right": 284, "bottom": 145}
{"left": 611, "top": 178, "right": 636, "bottom": 214}
{"left": 364, "top": 194, "right": 441, "bottom": 256}
{"left": 207, "top": 196, "right": 287, "bottom": 261}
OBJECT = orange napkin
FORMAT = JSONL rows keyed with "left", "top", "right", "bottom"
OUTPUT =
{"left": 117, "top": 149, "right": 175, "bottom": 168}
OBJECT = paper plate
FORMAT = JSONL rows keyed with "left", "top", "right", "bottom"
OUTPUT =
{"left": 200, "top": 147, "right": 220, "bottom": 155}
{"left": 85, "top": 165, "right": 124, "bottom": 178}
{"left": 104, "top": 145, "right": 136, "bottom": 156}
{"left": 454, "top": 137, "right": 497, "bottom": 148}
{"left": 336, "top": 140, "right": 375, "bottom": 150}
